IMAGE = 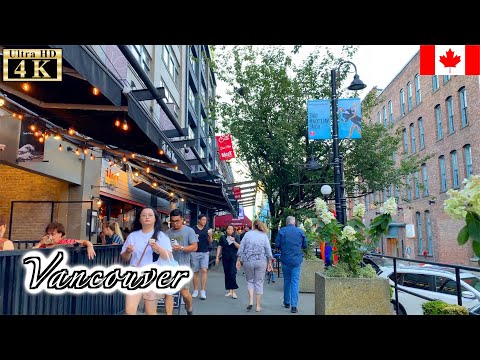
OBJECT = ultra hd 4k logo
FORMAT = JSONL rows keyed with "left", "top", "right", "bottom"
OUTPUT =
{"left": 3, "top": 48, "right": 62, "bottom": 81}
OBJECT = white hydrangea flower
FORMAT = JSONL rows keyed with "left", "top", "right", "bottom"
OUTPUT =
{"left": 341, "top": 225, "right": 357, "bottom": 241}
{"left": 314, "top": 197, "right": 329, "bottom": 215}
{"left": 353, "top": 203, "right": 366, "bottom": 218}
{"left": 444, "top": 175, "right": 480, "bottom": 220}
{"left": 380, "top": 197, "right": 397, "bottom": 217}
{"left": 319, "top": 209, "right": 336, "bottom": 224}
{"left": 304, "top": 218, "right": 313, "bottom": 227}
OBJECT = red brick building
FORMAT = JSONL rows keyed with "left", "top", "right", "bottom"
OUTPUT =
{"left": 363, "top": 51, "right": 479, "bottom": 266}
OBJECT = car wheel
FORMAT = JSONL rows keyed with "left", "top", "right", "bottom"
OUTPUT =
{"left": 391, "top": 300, "right": 407, "bottom": 315}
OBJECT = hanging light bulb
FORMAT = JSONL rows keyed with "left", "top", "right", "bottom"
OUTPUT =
{"left": 21, "top": 83, "right": 30, "bottom": 92}
{"left": 122, "top": 154, "right": 127, "bottom": 162}
{"left": 75, "top": 148, "right": 80, "bottom": 156}
{"left": 90, "top": 153, "right": 94, "bottom": 160}
{"left": 174, "top": 165, "right": 178, "bottom": 170}
{"left": 134, "top": 171, "right": 139, "bottom": 177}
{"left": 34, "top": 131, "right": 41, "bottom": 137}
{"left": 30, "top": 125, "right": 36, "bottom": 131}
{"left": 96, "top": 199, "right": 102, "bottom": 206}
{"left": 152, "top": 182, "right": 158, "bottom": 188}
{"left": 146, "top": 167, "right": 150, "bottom": 173}
{"left": 53, "top": 135, "right": 61, "bottom": 140}
{"left": 39, "top": 136, "right": 44, "bottom": 143}
{"left": 83, "top": 148, "right": 88, "bottom": 155}
{"left": 12, "top": 113, "right": 17, "bottom": 118}
{"left": 44, "top": 133, "right": 49, "bottom": 139}
{"left": 0, "top": 98, "right": 4, "bottom": 107}
{"left": 158, "top": 149, "right": 164, "bottom": 155}
{"left": 122, "top": 119, "right": 129, "bottom": 131}
{"left": 169, "top": 192, "right": 174, "bottom": 197}
{"left": 114, "top": 118, "right": 121, "bottom": 127}
{"left": 180, "top": 197, "right": 185, "bottom": 202}
{"left": 68, "top": 128, "right": 75, "bottom": 135}
{"left": 58, "top": 144, "right": 63, "bottom": 151}
{"left": 131, "top": 153, "right": 136, "bottom": 159}
{"left": 92, "top": 87, "right": 100, "bottom": 96}
{"left": 18, "top": 114, "right": 24, "bottom": 120}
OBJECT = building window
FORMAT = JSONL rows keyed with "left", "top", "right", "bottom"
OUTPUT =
{"left": 403, "top": 128, "right": 408, "bottom": 155}
{"left": 406, "top": 175, "right": 412, "bottom": 201}
{"left": 377, "top": 111, "right": 381, "bottom": 124}
{"left": 414, "top": 172, "right": 420, "bottom": 199}
{"left": 410, "top": 123, "right": 416, "bottom": 154}
{"left": 439, "top": 156, "right": 447, "bottom": 192}
{"left": 425, "top": 210, "right": 433, "bottom": 255}
{"left": 446, "top": 96, "right": 455, "bottom": 134}
{"left": 464, "top": 144, "right": 473, "bottom": 179}
{"left": 189, "top": 47, "right": 197, "bottom": 76}
{"left": 383, "top": 189, "right": 387, "bottom": 202}
{"left": 395, "top": 185, "right": 399, "bottom": 203}
{"left": 451, "top": 150, "right": 459, "bottom": 188}
{"left": 443, "top": 75, "right": 451, "bottom": 84}
{"left": 383, "top": 106, "right": 387, "bottom": 127}
{"left": 415, "top": 74, "right": 421, "bottom": 105}
{"left": 418, "top": 117, "right": 425, "bottom": 149}
{"left": 407, "top": 81, "right": 413, "bottom": 111}
{"left": 388, "top": 100, "right": 393, "bottom": 124}
{"left": 188, "top": 86, "right": 196, "bottom": 113}
{"left": 432, "top": 75, "right": 439, "bottom": 92}
{"left": 435, "top": 105, "right": 443, "bottom": 140}
{"left": 400, "top": 89, "right": 405, "bottom": 116}
{"left": 458, "top": 86, "right": 468, "bottom": 127}
{"left": 416, "top": 212, "right": 423, "bottom": 253}
{"left": 130, "top": 45, "right": 151, "bottom": 76}
{"left": 422, "top": 163, "right": 429, "bottom": 196}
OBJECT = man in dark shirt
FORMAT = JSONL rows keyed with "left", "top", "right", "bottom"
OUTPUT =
{"left": 240, "top": 224, "right": 250, "bottom": 241}
{"left": 191, "top": 214, "right": 213, "bottom": 300}
{"left": 275, "top": 216, "right": 307, "bottom": 313}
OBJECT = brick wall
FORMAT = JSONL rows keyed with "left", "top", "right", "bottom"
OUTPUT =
{"left": 0, "top": 164, "right": 69, "bottom": 240}
{"left": 363, "top": 51, "right": 480, "bottom": 266}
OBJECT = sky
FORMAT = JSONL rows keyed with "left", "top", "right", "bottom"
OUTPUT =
{"left": 218, "top": 45, "right": 421, "bottom": 219}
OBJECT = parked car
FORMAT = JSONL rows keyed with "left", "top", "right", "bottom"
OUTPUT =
{"left": 469, "top": 303, "right": 480, "bottom": 315}
{"left": 379, "top": 265, "right": 480, "bottom": 315}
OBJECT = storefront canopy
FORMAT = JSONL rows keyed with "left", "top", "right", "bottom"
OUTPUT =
{"left": 214, "top": 214, "right": 252, "bottom": 228}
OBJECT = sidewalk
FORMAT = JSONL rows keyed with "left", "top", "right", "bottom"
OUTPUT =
{"left": 151, "top": 264, "right": 315, "bottom": 315}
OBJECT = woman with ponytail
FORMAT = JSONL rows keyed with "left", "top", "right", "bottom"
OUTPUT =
{"left": 102, "top": 221, "right": 124, "bottom": 245}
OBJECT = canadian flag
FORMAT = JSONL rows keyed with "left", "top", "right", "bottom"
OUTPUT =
{"left": 420, "top": 45, "right": 480, "bottom": 75}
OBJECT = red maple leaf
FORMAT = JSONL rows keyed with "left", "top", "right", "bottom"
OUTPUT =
{"left": 439, "top": 48, "right": 461, "bottom": 73}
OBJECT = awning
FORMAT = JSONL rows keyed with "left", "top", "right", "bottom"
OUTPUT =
{"left": 131, "top": 162, "right": 236, "bottom": 214}
{"left": 214, "top": 214, "right": 252, "bottom": 228}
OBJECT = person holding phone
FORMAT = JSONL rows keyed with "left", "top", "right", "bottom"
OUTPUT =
{"left": 216, "top": 224, "right": 240, "bottom": 299}
{"left": 191, "top": 214, "right": 213, "bottom": 300}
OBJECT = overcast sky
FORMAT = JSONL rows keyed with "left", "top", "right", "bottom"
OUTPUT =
{"left": 219, "top": 45, "right": 420, "bottom": 219}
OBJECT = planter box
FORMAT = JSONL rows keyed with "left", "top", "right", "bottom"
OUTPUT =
{"left": 299, "top": 259, "right": 325, "bottom": 293}
{"left": 315, "top": 272, "right": 392, "bottom": 315}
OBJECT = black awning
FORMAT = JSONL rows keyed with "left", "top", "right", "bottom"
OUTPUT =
{"left": 132, "top": 163, "right": 236, "bottom": 214}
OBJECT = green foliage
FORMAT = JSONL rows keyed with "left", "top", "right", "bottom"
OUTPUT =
{"left": 422, "top": 300, "right": 468, "bottom": 315}
{"left": 302, "top": 219, "right": 320, "bottom": 260}
{"left": 368, "top": 213, "right": 393, "bottom": 247}
{"left": 214, "top": 45, "right": 427, "bottom": 229}
{"left": 324, "top": 262, "right": 377, "bottom": 278}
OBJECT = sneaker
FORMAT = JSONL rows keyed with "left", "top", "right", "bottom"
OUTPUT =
{"left": 192, "top": 290, "right": 198, "bottom": 298}
{"left": 291, "top": 307, "right": 298, "bottom": 313}
{"left": 200, "top": 290, "right": 207, "bottom": 300}
{"left": 283, "top": 302, "right": 290, "bottom": 308}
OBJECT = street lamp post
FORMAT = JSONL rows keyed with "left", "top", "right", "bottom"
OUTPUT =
{"left": 320, "top": 184, "right": 332, "bottom": 203}
{"left": 331, "top": 61, "right": 366, "bottom": 225}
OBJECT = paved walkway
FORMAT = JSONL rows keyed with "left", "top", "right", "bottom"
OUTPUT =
{"left": 138, "top": 264, "right": 315, "bottom": 315}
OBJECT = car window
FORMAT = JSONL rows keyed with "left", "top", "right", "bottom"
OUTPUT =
{"left": 435, "top": 276, "right": 463, "bottom": 295}
{"left": 389, "top": 272, "right": 403, "bottom": 284}
{"left": 402, "top": 273, "right": 434, "bottom": 291}
{"left": 462, "top": 276, "right": 480, "bottom": 292}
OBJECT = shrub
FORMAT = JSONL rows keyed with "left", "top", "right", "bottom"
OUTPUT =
{"left": 422, "top": 300, "right": 468, "bottom": 315}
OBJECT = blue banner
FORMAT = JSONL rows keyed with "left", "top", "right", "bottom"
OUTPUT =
{"left": 338, "top": 98, "right": 362, "bottom": 139}
{"left": 307, "top": 99, "right": 331, "bottom": 140}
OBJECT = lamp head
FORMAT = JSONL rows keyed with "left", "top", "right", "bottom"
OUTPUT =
{"left": 305, "top": 155, "right": 320, "bottom": 171}
{"left": 348, "top": 74, "right": 367, "bottom": 91}
{"left": 320, "top": 184, "right": 332, "bottom": 196}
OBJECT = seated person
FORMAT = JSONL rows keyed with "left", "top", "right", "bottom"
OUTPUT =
{"left": 102, "top": 221, "right": 124, "bottom": 245}
{"left": 0, "top": 215, "right": 14, "bottom": 251}
{"left": 33, "top": 221, "right": 96, "bottom": 259}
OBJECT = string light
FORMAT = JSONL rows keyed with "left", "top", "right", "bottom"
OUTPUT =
{"left": 114, "top": 118, "right": 121, "bottom": 127}
{"left": 21, "top": 83, "right": 30, "bottom": 92}
{"left": 134, "top": 172, "right": 139, "bottom": 177}
{"left": 169, "top": 192, "right": 174, "bottom": 197}
{"left": 96, "top": 199, "right": 102, "bottom": 206}
{"left": 75, "top": 148, "right": 80, "bottom": 156}
{"left": 180, "top": 198, "right": 184, "bottom": 202}
{"left": 58, "top": 144, "right": 63, "bottom": 151}
{"left": 131, "top": 153, "right": 135, "bottom": 159}
{"left": 122, "top": 119, "right": 129, "bottom": 131}
{"left": 12, "top": 113, "right": 17, "bottom": 118}
{"left": 68, "top": 128, "right": 75, "bottom": 135}
{"left": 0, "top": 98, "right": 4, "bottom": 107}
{"left": 83, "top": 148, "right": 88, "bottom": 155}
{"left": 30, "top": 125, "right": 36, "bottom": 131}
{"left": 158, "top": 149, "right": 164, "bottom": 155}
{"left": 152, "top": 182, "right": 158, "bottom": 188}
{"left": 53, "top": 135, "right": 61, "bottom": 140}
{"left": 90, "top": 153, "right": 94, "bottom": 160}
{"left": 122, "top": 154, "right": 127, "bottom": 162}
{"left": 146, "top": 167, "right": 150, "bottom": 173}
{"left": 39, "top": 137, "right": 44, "bottom": 143}
{"left": 92, "top": 87, "right": 100, "bottom": 96}
{"left": 174, "top": 165, "right": 178, "bottom": 170}
{"left": 44, "top": 133, "right": 49, "bottom": 139}
{"left": 18, "top": 114, "right": 24, "bottom": 120}
{"left": 34, "top": 131, "right": 41, "bottom": 137}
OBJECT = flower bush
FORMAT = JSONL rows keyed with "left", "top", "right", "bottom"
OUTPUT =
{"left": 313, "top": 197, "right": 398, "bottom": 278}
{"left": 444, "top": 175, "right": 480, "bottom": 258}
{"left": 299, "top": 218, "right": 320, "bottom": 260}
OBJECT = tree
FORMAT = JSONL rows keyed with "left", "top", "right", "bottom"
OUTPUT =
{"left": 213, "top": 46, "right": 427, "bottom": 238}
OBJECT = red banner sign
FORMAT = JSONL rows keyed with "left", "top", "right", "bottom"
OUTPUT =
{"left": 233, "top": 187, "right": 241, "bottom": 199}
{"left": 216, "top": 134, "right": 235, "bottom": 160}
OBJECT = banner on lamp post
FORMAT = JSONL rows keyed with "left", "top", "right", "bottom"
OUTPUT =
{"left": 216, "top": 134, "right": 235, "bottom": 160}
{"left": 233, "top": 187, "right": 241, "bottom": 200}
{"left": 307, "top": 99, "right": 331, "bottom": 140}
{"left": 238, "top": 204, "right": 245, "bottom": 219}
{"left": 338, "top": 98, "right": 362, "bottom": 139}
